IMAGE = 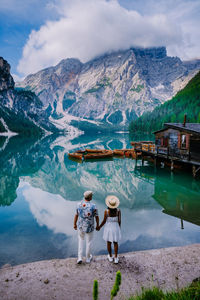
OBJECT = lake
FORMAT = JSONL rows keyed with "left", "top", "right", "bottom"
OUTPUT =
{"left": 0, "top": 133, "right": 200, "bottom": 267}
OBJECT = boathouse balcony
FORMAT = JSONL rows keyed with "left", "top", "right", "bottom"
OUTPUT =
{"left": 133, "top": 142, "right": 197, "bottom": 162}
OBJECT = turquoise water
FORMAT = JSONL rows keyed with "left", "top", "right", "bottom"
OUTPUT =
{"left": 0, "top": 133, "right": 200, "bottom": 266}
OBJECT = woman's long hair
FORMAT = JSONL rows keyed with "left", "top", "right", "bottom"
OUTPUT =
{"left": 107, "top": 207, "right": 117, "bottom": 216}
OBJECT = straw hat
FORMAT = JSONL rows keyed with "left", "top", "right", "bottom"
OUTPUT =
{"left": 105, "top": 195, "right": 120, "bottom": 209}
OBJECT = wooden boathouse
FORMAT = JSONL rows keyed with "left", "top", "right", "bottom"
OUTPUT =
{"left": 134, "top": 118, "right": 200, "bottom": 178}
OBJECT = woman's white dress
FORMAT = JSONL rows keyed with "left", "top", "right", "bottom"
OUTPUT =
{"left": 103, "top": 212, "right": 121, "bottom": 242}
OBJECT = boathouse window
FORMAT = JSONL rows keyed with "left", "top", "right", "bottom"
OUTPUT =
{"left": 164, "top": 137, "right": 168, "bottom": 147}
{"left": 160, "top": 137, "right": 168, "bottom": 147}
{"left": 181, "top": 134, "right": 186, "bottom": 149}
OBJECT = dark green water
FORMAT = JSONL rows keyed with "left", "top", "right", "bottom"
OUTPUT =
{"left": 0, "top": 133, "right": 200, "bottom": 266}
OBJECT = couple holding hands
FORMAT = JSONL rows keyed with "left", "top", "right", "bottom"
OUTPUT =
{"left": 74, "top": 191, "right": 121, "bottom": 264}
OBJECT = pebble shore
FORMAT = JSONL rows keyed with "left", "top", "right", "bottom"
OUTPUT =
{"left": 0, "top": 244, "right": 200, "bottom": 300}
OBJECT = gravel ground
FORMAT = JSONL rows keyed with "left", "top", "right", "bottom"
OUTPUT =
{"left": 0, "top": 244, "right": 200, "bottom": 300}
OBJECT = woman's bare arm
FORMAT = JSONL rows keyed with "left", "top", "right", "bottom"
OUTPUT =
{"left": 99, "top": 210, "right": 107, "bottom": 229}
{"left": 118, "top": 209, "right": 121, "bottom": 227}
{"left": 95, "top": 215, "right": 99, "bottom": 229}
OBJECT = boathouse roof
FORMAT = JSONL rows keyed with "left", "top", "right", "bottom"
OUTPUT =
{"left": 154, "top": 123, "right": 200, "bottom": 135}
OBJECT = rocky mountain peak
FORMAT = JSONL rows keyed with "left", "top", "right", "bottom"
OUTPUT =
{"left": 183, "top": 59, "right": 200, "bottom": 71}
{"left": 0, "top": 56, "right": 59, "bottom": 135}
{"left": 0, "top": 57, "right": 15, "bottom": 91}
{"left": 17, "top": 47, "right": 200, "bottom": 131}
{"left": 56, "top": 58, "right": 83, "bottom": 73}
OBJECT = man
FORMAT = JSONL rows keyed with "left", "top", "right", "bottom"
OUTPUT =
{"left": 74, "top": 190, "right": 99, "bottom": 264}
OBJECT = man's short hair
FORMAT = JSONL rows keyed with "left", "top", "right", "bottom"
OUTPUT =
{"left": 84, "top": 191, "right": 93, "bottom": 199}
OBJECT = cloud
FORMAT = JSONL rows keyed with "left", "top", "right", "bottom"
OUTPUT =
{"left": 19, "top": 181, "right": 200, "bottom": 257}
{"left": 11, "top": 73, "right": 24, "bottom": 83}
{"left": 17, "top": 0, "right": 183, "bottom": 76}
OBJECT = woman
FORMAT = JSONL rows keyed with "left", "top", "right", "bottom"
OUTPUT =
{"left": 99, "top": 195, "right": 121, "bottom": 264}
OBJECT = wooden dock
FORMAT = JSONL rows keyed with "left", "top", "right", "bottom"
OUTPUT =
{"left": 132, "top": 120, "right": 200, "bottom": 178}
{"left": 133, "top": 142, "right": 200, "bottom": 178}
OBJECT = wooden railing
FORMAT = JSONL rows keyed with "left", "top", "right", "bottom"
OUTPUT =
{"left": 134, "top": 143, "right": 156, "bottom": 152}
{"left": 134, "top": 143, "right": 192, "bottom": 161}
{"left": 133, "top": 141, "right": 200, "bottom": 163}
{"left": 156, "top": 146, "right": 190, "bottom": 160}
{"left": 168, "top": 148, "right": 190, "bottom": 160}
{"left": 142, "top": 143, "right": 156, "bottom": 152}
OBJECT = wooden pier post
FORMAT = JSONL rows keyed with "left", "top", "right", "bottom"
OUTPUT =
{"left": 192, "top": 165, "right": 200, "bottom": 178}
{"left": 188, "top": 150, "right": 191, "bottom": 161}
{"left": 154, "top": 157, "right": 157, "bottom": 172}
{"left": 181, "top": 219, "right": 184, "bottom": 230}
{"left": 192, "top": 165, "right": 196, "bottom": 178}
{"left": 142, "top": 157, "right": 144, "bottom": 166}
{"left": 171, "top": 160, "right": 174, "bottom": 171}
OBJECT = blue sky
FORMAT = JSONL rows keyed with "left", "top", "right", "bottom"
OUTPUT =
{"left": 0, "top": 0, "right": 200, "bottom": 80}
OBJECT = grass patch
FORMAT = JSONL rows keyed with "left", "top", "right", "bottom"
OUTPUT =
{"left": 128, "top": 279, "right": 200, "bottom": 300}
{"left": 85, "top": 77, "right": 112, "bottom": 94}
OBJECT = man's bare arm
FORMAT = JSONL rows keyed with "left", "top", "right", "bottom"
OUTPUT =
{"left": 74, "top": 214, "right": 78, "bottom": 230}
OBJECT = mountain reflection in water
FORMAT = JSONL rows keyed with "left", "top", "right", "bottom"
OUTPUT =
{"left": 0, "top": 133, "right": 200, "bottom": 266}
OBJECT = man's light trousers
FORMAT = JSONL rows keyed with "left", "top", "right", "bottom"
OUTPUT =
{"left": 78, "top": 230, "right": 93, "bottom": 260}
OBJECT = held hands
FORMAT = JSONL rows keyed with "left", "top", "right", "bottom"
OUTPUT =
{"left": 96, "top": 225, "right": 100, "bottom": 231}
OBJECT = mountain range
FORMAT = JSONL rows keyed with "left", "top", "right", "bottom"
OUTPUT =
{"left": 17, "top": 47, "right": 200, "bottom": 132}
{"left": 1, "top": 47, "right": 200, "bottom": 135}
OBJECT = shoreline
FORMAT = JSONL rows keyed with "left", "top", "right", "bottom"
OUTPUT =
{"left": 0, "top": 244, "right": 200, "bottom": 300}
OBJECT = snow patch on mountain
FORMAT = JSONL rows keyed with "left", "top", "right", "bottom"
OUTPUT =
{"left": 0, "top": 118, "right": 18, "bottom": 137}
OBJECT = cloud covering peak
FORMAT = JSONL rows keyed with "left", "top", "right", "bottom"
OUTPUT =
{"left": 18, "top": 0, "right": 183, "bottom": 76}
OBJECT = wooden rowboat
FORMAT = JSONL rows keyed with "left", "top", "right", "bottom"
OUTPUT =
{"left": 131, "top": 151, "right": 137, "bottom": 159}
{"left": 68, "top": 147, "right": 140, "bottom": 162}
{"left": 85, "top": 149, "right": 108, "bottom": 153}
{"left": 76, "top": 150, "right": 86, "bottom": 154}
{"left": 68, "top": 153, "right": 83, "bottom": 160}
{"left": 131, "top": 141, "right": 154, "bottom": 145}
{"left": 124, "top": 150, "right": 135, "bottom": 158}
{"left": 113, "top": 150, "right": 125, "bottom": 156}
{"left": 84, "top": 151, "right": 113, "bottom": 160}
